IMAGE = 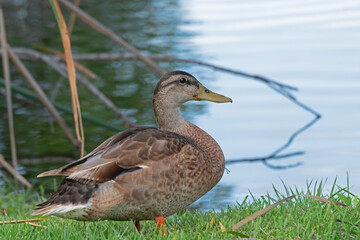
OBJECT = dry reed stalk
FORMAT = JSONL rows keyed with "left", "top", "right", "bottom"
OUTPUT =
{"left": 0, "top": 155, "right": 32, "bottom": 188}
{"left": 0, "top": 8, "right": 18, "bottom": 169}
{"left": 50, "top": 0, "right": 85, "bottom": 157}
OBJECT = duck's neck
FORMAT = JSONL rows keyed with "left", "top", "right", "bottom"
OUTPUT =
{"left": 154, "top": 101, "right": 187, "bottom": 132}
{"left": 154, "top": 100, "right": 225, "bottom": 181}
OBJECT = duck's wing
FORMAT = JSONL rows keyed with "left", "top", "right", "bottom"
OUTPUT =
{"left": 37, "top": 127, "right": 199, "bottom": 184}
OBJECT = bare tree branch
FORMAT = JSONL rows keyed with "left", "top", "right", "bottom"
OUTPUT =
{"left": 0, "top": 154, "right": 32, "bottom": 188}
{"left": 70, "top": 52, "right": 297, "bottom": 91}
{"left": 226, "top": 151, "right": 304, "bottom": 170}
{"left": 58, "top": 0, "right": 165, "bottom": 75}
{"left": 5, "top": 45, "right": 80, "bottom": 149}
{"left": 4, "top": 47, "right": 322, "bottom": 169}
{"left": 6, "top": 47, "right": 136, "bottom": 128}
{"left": 226, "top": 151, "right": 304, "bottom": 164}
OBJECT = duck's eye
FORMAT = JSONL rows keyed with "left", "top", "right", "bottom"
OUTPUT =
{"left": 179, "top": 78, "right": 186, "bottom": 84}
{"left": 205, "top": 89, "right": 210, "bottom": 93}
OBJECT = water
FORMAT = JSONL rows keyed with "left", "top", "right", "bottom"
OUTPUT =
{"left": 182, "top": 0, "right": 360, "bottom": 209}
{"left": 1, "top": 0, "right": 360, "bottom": 210}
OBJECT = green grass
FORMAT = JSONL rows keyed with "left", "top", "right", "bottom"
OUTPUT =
{"left": 0, "top": 179, "right": 359, "bottom": 239}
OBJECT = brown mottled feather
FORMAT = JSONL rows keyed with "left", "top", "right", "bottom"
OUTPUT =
{"left": 38, "top": 127, "right": 199, "bottom": 184}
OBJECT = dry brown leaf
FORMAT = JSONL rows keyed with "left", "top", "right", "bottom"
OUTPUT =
{"left": 219, "top": 221, "right": 226, "bottom": 232}
{"left": 209, "top": 217, "right": 215, "bottom": 226}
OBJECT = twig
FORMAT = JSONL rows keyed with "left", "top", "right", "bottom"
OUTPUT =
{"left": 5, "top": 47, "right": 136, "bottom": 127}
{"left": 226, "top": 151, "right": 304, "bottom": 164}
{"left": 269, "top": 115, "right": 321, "bottom": 158}
{"left": 0, "top": 8, "right": 18, "bottom": 169}
{"left": 40, "top": 47, "right": 99, "bottom": 80}
{"left": 9, "top": 48, "right": 297, "bottom": 95}
{"left": 48, "top": 76, "right": 65, "bottom": 133}
{"left": 5, "top": 45, "right": 80, "bottom": 149}
{"left": 70, "top": 52, "right": 297, "bottom": 91}
{"left": 0, "top": 218, "right": 44, "bottom": 225}
{"left": 0, "top": 78, "right": 123, "bottom": 132}
{"left": 26, "top": 222, "right": 47, "bottom": 229}
{"left": 67, "top": 0, "right": 81, "bottom": 34}
{"left": 226, "top": 152, "right": 304, "bottom": 170}
{"left": 0, "top": 87, "right": 35, "bottom": 104}
{"left": 226, "top": 115, "right": 321, "bottom": 170}
{"left": 0, "top": 154, "right": 32, "bottom": 188}
{"left": 42, "top": 55, "right": 137, "bottom": 128}
{"left": 58, "top": 0, "right": 165, "bottom": 75}
{"left": 50, "top": 77, "right": 64, "bottom": 102}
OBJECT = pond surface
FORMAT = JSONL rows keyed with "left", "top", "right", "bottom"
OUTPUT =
{"left": 183, "top": 0, "right": 360, "bottom": 209}
{"left": 1, "top": 0, "right": 359, "bottom": 210}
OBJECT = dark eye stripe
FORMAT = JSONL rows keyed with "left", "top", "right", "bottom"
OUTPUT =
{"left": 160, "top": 77, "right": 200, "bottom": 90}
{"left": 162, "top": 81, "right": 178, "bottom": 89}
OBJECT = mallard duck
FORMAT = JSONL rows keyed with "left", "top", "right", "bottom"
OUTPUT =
{"left": 33, "top": 71, "right": 232, "bottom": 234}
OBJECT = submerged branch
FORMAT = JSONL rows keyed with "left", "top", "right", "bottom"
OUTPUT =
{"left": 4, "top": 47, "right": 322, "bottom": 169}
{"left": 58, "top": 0, "right": 165, "bottom": 75}
{"left": 226, "top": 114, "right": 321, "bottom": 170}
{"left": 226, "top": 151, "right": 304, "bottom": 164}
{"left": 5, "top": 47, "right": 136, "bottom": 128}
{"left": 71, "top": 52, "right": 297, "bottom": 91}
{"left": 5, "top": 45, "right": 80, "bottom": 149}
{"left": 0, "top": 154, "right": 32, "bottom": 188}
{"left": 226, "top": 151, "right": 304, "bottom": 170}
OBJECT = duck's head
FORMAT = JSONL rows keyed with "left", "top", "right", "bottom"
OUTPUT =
{"left": 153, "top": 71, "right": 232, "bottom": 107}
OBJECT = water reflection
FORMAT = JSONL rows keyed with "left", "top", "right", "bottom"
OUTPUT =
{"left": 0, "top": 0, "right": 204, "bottom": 160}
{"left": 189, "top": 184, "right": 234, "bottom": 211}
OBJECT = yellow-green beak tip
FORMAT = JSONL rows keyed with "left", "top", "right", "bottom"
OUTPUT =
{"left": 194, "top": 84, "right": 232, "bottom": 103}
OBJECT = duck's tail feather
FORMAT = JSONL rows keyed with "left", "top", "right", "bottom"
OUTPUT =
{"left": 33, "top": 178, "right": 98, "bottom": 218}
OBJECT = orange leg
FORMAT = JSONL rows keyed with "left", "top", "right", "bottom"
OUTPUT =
{"left": 133, "top": 220, "right": 141, "bottom": 232}
{"left": 155, "top": 216, "right": 166, "bottom": 235}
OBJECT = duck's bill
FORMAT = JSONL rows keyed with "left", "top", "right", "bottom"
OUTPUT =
{"left": 194, "top": 84, "right": 232, "bottom": 103}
